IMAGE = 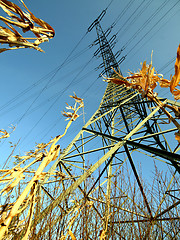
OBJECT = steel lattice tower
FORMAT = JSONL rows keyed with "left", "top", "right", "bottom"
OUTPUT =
{"left": 30, "top": 12, "right": 180, "bottom": 239}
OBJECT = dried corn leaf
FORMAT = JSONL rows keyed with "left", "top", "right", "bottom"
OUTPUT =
{"left": 1, "top": 172, "right": 25, "bottom": 196}
{"left": 175, "top": 132, "right": 180, "bottom": 143}
{"left": 107, "top": 77, "right": 131, "bottom": 87}
{"left": 0, "top": 129, "right": 9, "bottom": 139}
{"left": 69, "top": 229, "right": 76, "bottom": 240}
{"left": 0, "top": 0, "right": 55, "bottom": 52}
{"left": 0, "top": 97, "right": 84, "bottom": 239}
{"left": 172, "top": 88, "right": 180, "bottom": 100}
{"left": 20, "top": 0, "right": 55, "bottom": 36}
{"left": 165, "top": 104, "right": 180, "bottom": 118}
{"left": 62, "top": 94, "right": 83, "bottom": 121}
{"left": 21, "top": 183, "right": 37, "bottom": 240}
{"left": 141, "top": 61, "right": 147, "bottom": 76}
{"left": 70, "top": 93, "right": 83, "bottom": 105}
{"left": 158, "top": 78, "right": 171, "bottom": 88}
{"left": 60, "top": 236, "right": 66, "bottom": 240}
{"left": 99, "top": 230, "right": 106, "bottom": 240}
{"left": 170, "top": 44, "right": 180, "bottom": 92}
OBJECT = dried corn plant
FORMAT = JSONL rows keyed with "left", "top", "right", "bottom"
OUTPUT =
{"left": 0, "top": 125, "right": 15, "bottom": 140}
{"left": 0, "top": 94, "right": 83, "bottom": 240}
{"left": 104, "top": 44, "right": 180, "bottom": 148}
{"left": 0, "top": 0, "right": 55, "bottom": 53}
{"left": 54, "top": 162, "right": 180, "bottom": 239}
{"left": 0, "top": 129, "right": 9, "bottom": 139}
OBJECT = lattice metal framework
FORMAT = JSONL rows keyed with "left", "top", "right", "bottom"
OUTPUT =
{"left": 24, "top": 13, "right": 180, "bottom": 239}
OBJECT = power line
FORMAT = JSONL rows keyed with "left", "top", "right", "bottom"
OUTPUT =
{"left": 125, "top": 0, "right": 180, "bottom": 56}
{"left": 116, "top": 0, "right": 153, "bottom": 38}
{"left": 18, "top": 55, "right": 95, "bottom": 146}
{"left": 0, "top": 65, "right": 86, "bottom": 119}
{"left": 129, "top": 5, "right": 180, "bottom": 61}
{"left": 106, "top": 0, "right": 115, "bottom": 10}
{"left": 15, "top": 32, "right": 88, "bottom": 126}
{"left": 0, "top": 44, "right": 91, "bottom": 115}
{"left": 10, "top": 67, "right": 96, "bottom": 126}
{"left": 122, "top": 0, "right": 169, "bottom": 50}
{"left": 17, "top": 0, "right": 115, "bottom": 136}
{"left": 158, "top": 57, "right": 176, "bottom": 73}
{"left": 111, "top": 0, "right": 136, "bottom": 27}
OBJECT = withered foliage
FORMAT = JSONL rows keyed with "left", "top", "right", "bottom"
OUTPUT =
{"left": 0, "top": 0, "right": 55, "bottom": 53}
{"left": 0, "top": 129, "right": 9, "bottom": 139}
{"left": 104, "top": 44, "right": 180, "bottom": 145}
{"left": 62, "top": 93, "right": 84, "bottom": 121}
{"left": 106, "top": 46, "right": 180, "bottom": 99}
{"left": 170, "top": 44, "right": 180, "bottom": 99}
{"left": 0, "top": 95, "right": 83, "bottom": 240}
{"left": 0, "top": 125, "right": 15, "bottom": 139}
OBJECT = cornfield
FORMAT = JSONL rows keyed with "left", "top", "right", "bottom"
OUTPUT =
{"left": 0, "top": 1, "right": 180, "bottom": 239}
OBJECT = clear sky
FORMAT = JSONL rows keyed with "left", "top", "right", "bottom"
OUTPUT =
{"left": 1, "top": 0, "right": 180, "bottom": 167}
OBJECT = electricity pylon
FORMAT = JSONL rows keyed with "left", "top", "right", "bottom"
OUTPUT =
{"left": 33, "top": 11, "right": 180, "bottom": 239}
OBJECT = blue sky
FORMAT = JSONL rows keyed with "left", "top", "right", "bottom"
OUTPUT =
{"left": 1, "top": 0, "right": 180, "bottom": 167}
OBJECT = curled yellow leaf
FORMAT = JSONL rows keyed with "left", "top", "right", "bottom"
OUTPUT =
{"left": 170, "top": 44, "right": 180, "bottom": 93}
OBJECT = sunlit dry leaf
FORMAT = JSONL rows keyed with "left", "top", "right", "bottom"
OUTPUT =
{"left": 158, "top": 78, "right": 171, "bottom": 88}
{"left": 1, "top": 172, "right": 25, "bottom": 196}
{"left": 62, "top": 110, "right": 74, "bottom": 121}
{"left": 170, "top": 44, "right": 180, "bottom": 93}
{"left": 62, "top": 94, "right": 83, "bottom": 121}
{"left": 165, "top": 104, "right": 180, "bottom": 118}
{"left": 65, "top": 102, "right": 74, "bottom": 110}
{"left": 106, "top": 77, "right": 131, "bottom": 87}
{"left": 141, "top": 61, "right": 147, "bottom": 76}
{"left": 172, "top": 88, "right": 180, "bottom": 100}
{"left": 99, "top": 230, "right": 106, "bottom": 240}
{"left": 175, "top": 132, "right": 180, "bottom": 143}
{"left": 0, "top": 0, "right": 55, "bottom": 52}
{"left": 69, "top": 93, "right": 83, "bottom": 104}
{"left": 0, "top": 47, "right": 10, "bottom": 53}
{"left": 62, "top": 110, "right": 79, "bottom": 121}
{"left": 69, "top": 230, "right": 76, "bottom": 240}
{"left": 60, "top": 236, "right": 66, "bottom": 240}
{"left": 20, "top": 0, "right": 55, "bottom": 37}
{"left": 0, "top": 129, "right": 9, "bottom": 139}
{"left": 0, "top": 94, "right": 84, "bottom": 239}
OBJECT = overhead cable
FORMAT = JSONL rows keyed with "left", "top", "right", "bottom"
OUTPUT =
{"left": 129, "top": 6, "right": 180, "bottom": 61}
{"left": 126, "top": 0, "right": 180, "bottom": 56}
{"left": 18, "top": 55, "right": 95, "bottom": 146}
{"left": 111, "top": 0, "right": 136, "bottom": 28}
{"left": 122, "top": 0, "right": 170, "bottom": 50}
{"left": 116, "top": 0, "right": 153, "bottom": 37}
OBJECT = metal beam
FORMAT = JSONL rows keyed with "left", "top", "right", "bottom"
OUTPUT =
{"left": 82, "top": 128, "right": 180, "bottom": 167}
{"left": 33, "top": 104, "right": 163, "bottom": 224}
{"left": 113, "top": 217, "right": 180, "bottom": 224}
{"left": 124, "top": 144, "right": 153, "bottom": 218}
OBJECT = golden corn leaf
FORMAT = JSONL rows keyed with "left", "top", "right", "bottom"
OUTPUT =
{"left": 69, "top": 230, "right": 76, "bottom": 240}
{"left": 0, "top": 129, "right": 9, "bottom": 139}
{"left": 170, "top": 44, "right": 180, "bottom": 93}
{"left": 0, "top": 0, "right": 55, "bottom": 52}
{"left": 141, "top": 61, "right": 147, "bottom": 76}
{"left": 99, "top": 230, "right": 106, "bottom": 240}
{"left": 158, "top": 78, "right": 171, "bottom": 88}
{"left": 59, "top": 236, "right": 66, "bottom": 240}
{"left": 109, "top": 77, "right": 131, "bottom": 87}
{"left": 175, "top": 132, "right": 180, "bottom": 143}
{"left": 20, "top": 0, "right": 55, "bottom": 37}
{"left": 69, "top": 93, "right": 83, "bottom": 103}
{"left": 62, "top": 110, "right": 79, "bottom": 121}
{"left": 1, "top": 172, "right": 25, "bottom": 196}
{"left": 172, "top": 89, "right": 180, "bottom": 100}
